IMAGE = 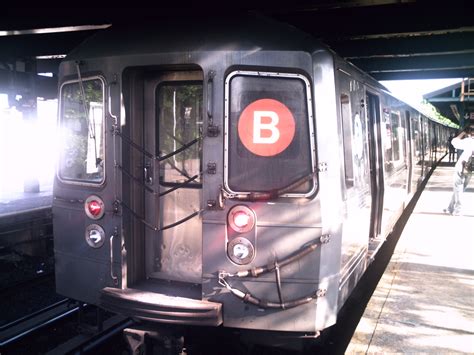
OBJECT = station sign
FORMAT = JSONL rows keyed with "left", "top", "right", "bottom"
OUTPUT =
{"left": 237, "top": 99, "right": 296, "bottom": 157}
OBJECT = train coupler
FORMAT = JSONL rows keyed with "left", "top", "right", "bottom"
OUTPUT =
{"left": 123, "top": 325, "right": 184, "bottom": 355}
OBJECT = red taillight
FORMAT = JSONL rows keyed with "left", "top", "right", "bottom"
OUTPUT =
{"left": 88, "top": 200, "right": 102, "bottom": 217}
{"left": 228, "top": 205, "right": 255, "bottom": 233}
{"left": 84, "top": 195, "right": 105, "bottom": 220}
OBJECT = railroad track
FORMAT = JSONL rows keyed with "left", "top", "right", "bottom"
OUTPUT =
{"left": 0, "top": 299, "right": 79, "bottom": 348}
{"left": 1, "top": 300, "right": 131, "bottom": 354}
{"left": 46, "top": 315, "right": 133, "bottom": 355}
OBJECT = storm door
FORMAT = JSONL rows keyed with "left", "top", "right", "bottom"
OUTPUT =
{"left": 144, "top": 71, "right": 203, "bottom": 284}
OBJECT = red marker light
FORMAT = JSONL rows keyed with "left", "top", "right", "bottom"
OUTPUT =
{"left": 88, "top": 200, "right": 102, "bottom": 217}
{"left": 84, "top": 195, "right": 105, "bottom": 220}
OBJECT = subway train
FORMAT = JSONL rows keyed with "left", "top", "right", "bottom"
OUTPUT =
{"left": 52, "top": 14, "right": 452, "bottom": 350}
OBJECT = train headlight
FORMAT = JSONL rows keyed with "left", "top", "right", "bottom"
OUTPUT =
{"left": 228, "top": 205, "right": 255, "bottom": 233}
{"left": 85, "top": 195, "right": 105, "bottom": 220}
{"left": 227, "top": 237, "right": 255, "bottom": 265}
{"left": 233, "top": 211, "right": 251, "bottom": 228}
{"left": 85, "top": 224, "right": 105, "bottom": 248}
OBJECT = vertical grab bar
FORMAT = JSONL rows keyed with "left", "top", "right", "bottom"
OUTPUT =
{"left": 206, "top": 70, "right": 219, "bottom": 137}
{"left": 110, "top": 234, "right": 118, "bottom": 285}
{"left": 207, "top": 70, "right": 215, "bottom": 120}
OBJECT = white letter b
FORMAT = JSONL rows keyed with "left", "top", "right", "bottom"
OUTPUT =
{"left": 253, "top": 111, "right": 280, "bottom": 144}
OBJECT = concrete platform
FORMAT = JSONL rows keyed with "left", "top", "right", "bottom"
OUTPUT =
{"left": 0, "top": 187, "right": 52, "bottom": 218}
{"left": 347, "top": 159, "right": 474, "bottom": 354}
{"left": 0, "top": 186, "right": 52, "bottom": 237}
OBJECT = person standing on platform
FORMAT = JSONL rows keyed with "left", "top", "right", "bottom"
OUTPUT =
{"left": 447, "top": 133, "right": 456, "bottom": 163}
{"left": 444, "top": 126, "right": 474, "bottom": 216}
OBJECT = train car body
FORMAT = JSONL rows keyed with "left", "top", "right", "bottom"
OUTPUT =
{"left": 52, "top": 14, "right": 450, "bottom": 346}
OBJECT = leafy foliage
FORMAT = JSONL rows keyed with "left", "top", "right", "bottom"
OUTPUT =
{"left": 419, "top": 100, "right": 459, "bottom": 128}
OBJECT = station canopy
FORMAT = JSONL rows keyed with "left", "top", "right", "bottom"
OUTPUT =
{"left": 424, "top": 79, "right": 474, "bottom": 127}
{"left": 0, "top": 1, "right": 473, "bottom": 116}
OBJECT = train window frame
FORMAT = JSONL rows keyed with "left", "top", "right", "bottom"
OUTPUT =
{"left": 155, "top": 80, "right": 203, "bottom": 188}
{"left": 223, "top": 70, "right": 317, "bottom": 198}
{"left": 57, "top": 76, "right": 106, "bottom": 186}
{"left": 389, "top": 110, "right": 406, "bottom": 169}
{"left": 340, "top": 93, "right": 354, "bottom": 189}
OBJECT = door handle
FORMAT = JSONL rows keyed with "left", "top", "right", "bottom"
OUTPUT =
{"left": 144, "top": 161, "right": 153, "bottom": 185}
{"left": 110, "top": 233, "right": 118, "bottom": 285}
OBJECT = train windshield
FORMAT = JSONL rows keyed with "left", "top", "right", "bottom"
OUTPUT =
{"left": 225, "top": 71, "right": 316, "bottom": 197}
{"left": 58, "top": 77, "right": 105, "bottom": 184}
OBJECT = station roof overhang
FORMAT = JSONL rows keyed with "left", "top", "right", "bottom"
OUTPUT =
{"left": 0, "top": 2, "right": 473, "bottom": 102}
{"left": 424, "top": 79, "right": 474, "bottom": 127}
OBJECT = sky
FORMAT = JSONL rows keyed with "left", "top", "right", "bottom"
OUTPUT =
{"left": 379, "top": 78, "right": 463, "bottom": 108}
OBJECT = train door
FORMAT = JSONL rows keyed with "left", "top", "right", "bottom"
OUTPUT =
{"left": 144, "top": 71, "right": 203, "bottom": 284}
{"left": 338, "top": 71, "right": 372, "bottom": 282}
{"left": 405, "top": 110, "right": 413, "bottom": 195}
{"left": 366, "top": 92, "right": 385, "bottom": 244}
{"left": 409, "top": 112, "right": 423, "bottom": 191}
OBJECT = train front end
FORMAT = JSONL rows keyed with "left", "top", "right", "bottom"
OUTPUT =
{"left": 53, "top": 18, "right": 343, "bottom": 340}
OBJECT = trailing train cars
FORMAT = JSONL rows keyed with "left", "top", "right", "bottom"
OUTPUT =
{"left": 52, "top": 14, "right": 451, "bottom": 349}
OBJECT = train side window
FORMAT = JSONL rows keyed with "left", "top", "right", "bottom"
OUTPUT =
{"left": 224, "top": 71, "right": 316, "bottom": 197}
{"left": 411, "top": 114, "right": 422, "bottom": 160}
{"left": 340, "top": 94, "right": 354, "bottom": 188}
{"left": 58, "top": 77, "right": 105, "bottom": 184}
{"left": 422, "top": 117, "right": 430, "bottom": 163}
{"left": 390, "top": 111, "right": 405, "bottom": 167}
{"left": 157, "top": 82, "right": 203, "bottom": 186}
{"left": 401, "top": 112, "right": 407, "bottom": 161}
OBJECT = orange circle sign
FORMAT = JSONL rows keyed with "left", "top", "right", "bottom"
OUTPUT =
{"left": 237, "top": 99, "right": 296, "bottom": 157}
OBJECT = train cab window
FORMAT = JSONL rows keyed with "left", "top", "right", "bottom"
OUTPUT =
{"left": 58, "top": 77, "right": 105, "bottom": 184}
{"left": 157, "top": 82, "right": 203, "bottom": 186}
{"left": 224, "top": 71, "right": 316, "bottom": 197}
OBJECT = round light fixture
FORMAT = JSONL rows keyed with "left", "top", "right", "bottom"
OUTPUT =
{"left": 85, "top": 224, "right": 106, "bottom": 248}
{"left": 227, "top": 237, "right": 255, "bottom": 265}
{"left": 227, "top": 205, "right": 255, "bottom": 233}
{"left": 84, "top": 195, "right": 105, "bottom": 220}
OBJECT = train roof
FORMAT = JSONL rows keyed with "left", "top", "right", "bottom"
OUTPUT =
{"left": 64, "top": 13, "right": 438, "bottom": 123}
{"left": 65, "top": 14, "right": 328, "bottom": 61}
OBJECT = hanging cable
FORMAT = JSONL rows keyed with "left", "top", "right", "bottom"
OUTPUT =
{"left": 117, "top": 200, "right": 203, "bottom": 232}
{"left": 218, "top": 239, "right": 325, "bottom": 309}
{"left": 159, "top": 173, "right": 201, "bottom": 197}
{"left": 157, "top": 137, "right": 201, "bottom": 162}
{"left": 113, "top": 127, "right": 202, "bottom": 164}
{"left": 227, "top": 240, "right": 319, "bottom": 278}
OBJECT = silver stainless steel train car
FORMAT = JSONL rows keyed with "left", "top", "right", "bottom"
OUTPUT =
{"left": 53, "top": 14, "right": 451, "bottom": 348}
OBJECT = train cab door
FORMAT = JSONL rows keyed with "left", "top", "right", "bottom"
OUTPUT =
{"left": 143, "top": 70, "right": 204, "bottom": 285}
{"left": 366, "top": 92, "right": 385, "bottom": 248}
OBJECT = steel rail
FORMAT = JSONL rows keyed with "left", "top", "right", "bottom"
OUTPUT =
{"left": 0, "top": 298, "right": 69, "bottom": 332}
{"left": 0, "top": 303, "right": 85, "bottom": 347}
